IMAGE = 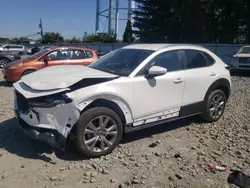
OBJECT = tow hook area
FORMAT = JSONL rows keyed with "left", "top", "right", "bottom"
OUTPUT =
{"left": 15, "top": 101, "right": 80, "bottom": 150}
{"left": 18, "top": 115, "right": 67, "bottom": 150}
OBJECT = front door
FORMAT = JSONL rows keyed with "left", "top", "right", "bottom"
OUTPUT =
{"left": 132, "top": 50, "right": 185, "bottom": 125}
{"left": 41, "top": 49, "right": 68, "bottom": 68}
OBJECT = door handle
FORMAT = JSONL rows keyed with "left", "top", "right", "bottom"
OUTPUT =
{"left": 209, "top": 72, "right": 217, "bottom": 76}
{"left": 173, "top": 78, "right": 184, "bottom": 83}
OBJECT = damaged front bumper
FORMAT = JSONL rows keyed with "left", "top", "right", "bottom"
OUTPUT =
{"left": 14, "top": 91, "right": 80, "bottom": 150}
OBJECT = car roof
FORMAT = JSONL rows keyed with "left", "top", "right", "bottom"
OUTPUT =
{"left": 49, "top": 46, "right": 95, "bottom": 51}
{"left": 4, "top": 44, "right": 24, "bottom": 46}
{"left": 122, "top": 43, "right": 204, "bottom": 51}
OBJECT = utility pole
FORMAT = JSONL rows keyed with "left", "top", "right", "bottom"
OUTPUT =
{"left": 115, "top": 0, "right": 119, "bottom": 37}
{"left": 95, "top": 0, "right": 100, "bottom": 34}
{"left": 38, "top": 18, "right": 44, "bottom": 40}
{"left": 108, "top": 0, "right": 114, "bottom": 34}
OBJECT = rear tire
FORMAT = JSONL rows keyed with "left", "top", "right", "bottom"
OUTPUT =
{"left": 201, "top": 89, "right": 227, "bottom": 122}
{"left": 75, "top": 107, "right": 123, "bottom": 158}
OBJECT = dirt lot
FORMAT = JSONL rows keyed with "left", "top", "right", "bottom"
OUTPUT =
{"left": 0, "top": 70, "right": 249, "bottom": 188}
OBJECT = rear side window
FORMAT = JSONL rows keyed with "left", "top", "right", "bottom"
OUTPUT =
{"left": 6, "top": 45, "right": 23, "bottom": 49}
{"left": 184, "top": 50, "right": 214, "bottom": 69}
{"left": 70, "top": 50, "right": 93, "bottom": 60}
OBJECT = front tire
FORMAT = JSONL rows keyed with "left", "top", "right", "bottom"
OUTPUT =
{"left": 75, "top": 107, "right": 123, "bottom": 158}
{"left": 201, "top": 89, "right": 227, "bottom": 122}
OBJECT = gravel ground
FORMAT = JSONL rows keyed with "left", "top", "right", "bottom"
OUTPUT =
{"left": 0, "top": 70, "right": 249, "bottom": 188}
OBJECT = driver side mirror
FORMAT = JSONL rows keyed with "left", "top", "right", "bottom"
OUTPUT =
{"left": 44, "top": 56, "right": 51, "bottom": 65}
{"left": 145, "top": 66, "right": 167, "bottom": 78}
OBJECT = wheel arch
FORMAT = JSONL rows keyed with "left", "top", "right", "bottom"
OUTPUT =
{"left": 0, "top": 57, "right": 11, "bottom": 60}
{"left": 76, "top": 95, "right": 134, "bottom": 126}
{"left": 204, "top": 78, "right": 231, "bottom": 101}
{"left": 22, "top": 69, "right": 36, "bottom": 76}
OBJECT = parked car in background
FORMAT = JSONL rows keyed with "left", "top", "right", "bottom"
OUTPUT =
{"left": 29, "top": 46, "right": 56, "bottom": 55}
{"left": 2, "top": 46, "right": 98, "bottom": 82}
{"left": 12, "top": 44, "right": 231, "bottom": 158}
{"left": 0, "top": 44, "right": 26, "bottom": 55}
{"left": 230, "top": 45, "right": 250, "bottom": 71}
{"left": 0, "top": 52, "right": 21, "bottom": 68}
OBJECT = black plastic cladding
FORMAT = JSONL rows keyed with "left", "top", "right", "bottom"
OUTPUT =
{"left": 69, "top": 77, "right": 119, "bottom": 91}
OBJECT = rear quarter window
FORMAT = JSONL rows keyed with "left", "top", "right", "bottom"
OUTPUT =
{"left": 85, "top": 50, "right": 93, "bottom": 58}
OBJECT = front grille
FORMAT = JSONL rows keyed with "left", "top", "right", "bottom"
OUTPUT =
{"left": 238, "top": 57, "right": 250, "bottom": 64}
{"left": 15, "top": 90, "right": 29, "bottom": 112}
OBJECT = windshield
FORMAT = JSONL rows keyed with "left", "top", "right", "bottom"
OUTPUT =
{"left": 89, "top": 48, "right": 154, "bottom": 76}
{"left": 238, "top": 46, "right": 250, "bottom": 54}
{"left": 26, "top": 49, "right": 49, "bottom": 60}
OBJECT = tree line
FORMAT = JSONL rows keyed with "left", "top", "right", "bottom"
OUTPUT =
{"left": 133, "top": 0, "right": 250, "bottom": 44}
{"left": 0, "top": 24, "right": 134, "bottom": 44}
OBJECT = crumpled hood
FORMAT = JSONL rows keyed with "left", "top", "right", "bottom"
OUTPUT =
{"left": 21, "top": 65, "right": 118, "bottom": 90}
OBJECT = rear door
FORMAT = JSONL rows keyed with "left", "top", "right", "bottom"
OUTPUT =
{"left": 181, "top": 49, "right": 217, "bottom": 107}
{"left": 40, "top": 49, "right": 68, "bottom": 68}
{"left": 66, "top": 49, "right": 96, "bottom": 66}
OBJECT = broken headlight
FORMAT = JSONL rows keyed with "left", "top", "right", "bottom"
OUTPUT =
{"left": 29, "top": 93, "right": 72, "bottom": 108}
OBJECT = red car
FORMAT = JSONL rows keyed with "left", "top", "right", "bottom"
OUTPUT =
{"left": 3, "top": 46, "right": 98, "bottom": 82}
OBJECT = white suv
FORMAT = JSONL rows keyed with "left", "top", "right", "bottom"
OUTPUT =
{"left": 0, "top": 44, "right": 26, "bottom": 54}
{"left": 13, "top": 44, "right": 231, "bottom": 158}
{"left": 230, "top": 45, "right": 250, "bottom": 71}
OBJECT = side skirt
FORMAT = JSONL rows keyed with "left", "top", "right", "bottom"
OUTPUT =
{"left": 125, "top": 101, "right": 205, "bottom": 134}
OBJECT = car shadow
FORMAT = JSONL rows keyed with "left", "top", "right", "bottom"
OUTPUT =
{"left": 122, "top": 116, "right": 201, "bottom": 144}
{"left": 0, "top": 81, "right": 13, "bottom": 87}
{"left": 0, "top": 116, "right": 202, "bottom": 162}
{"left": 0, "top": 118, "right": 82, "bottom": 162}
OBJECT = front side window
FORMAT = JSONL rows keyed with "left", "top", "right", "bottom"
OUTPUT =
{"left": 89, "top": 48, "right": 154, "bottom": 76}
{"left": 149, "top": 50, "right": 181, "bottom": 71}
{"left": 46, "top": 49, "right": 69, "bottom": 61}
{"left": 26, "top": 49, "right": 49, "bottom": 60}
{"left": 12, "top": 45, "right": 23, "bottom": 49}
{"left": 137, "top": 50, "right": 181, "bottom": 76}
{"left": 184, "top": 50, "right": 210, "bottom": 69}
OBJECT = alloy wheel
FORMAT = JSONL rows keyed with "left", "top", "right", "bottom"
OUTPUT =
{"left": 209, "top": 93, "right": 226, "bottom": 119}
{"left": 0, "top": 59, "right": 9, "bottom": 68}
{"left": 83, "top": 116, "right": 118, "bottom": 152}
